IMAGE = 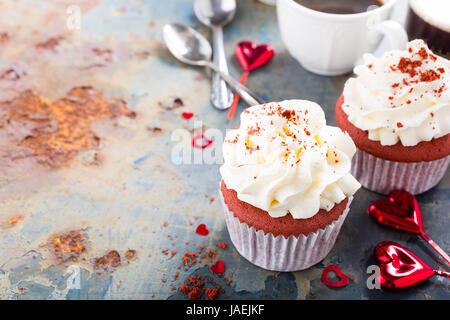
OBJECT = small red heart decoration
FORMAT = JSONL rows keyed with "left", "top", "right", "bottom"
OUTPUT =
{"left": 181, "top": 112, "right": 194, "bottom": 119}
{"left": 368, "top": 190, "right": 424, "bottom": 235}
{"left": 235, "top": 41, "right": 274, "bottom": 72}
{"left": 192, "top": 134, "right": 213, "bottom": 149}
{"left": 321, "top": 265, "right": 349, "bottom": 288}
{"left": 374, "top": 241, "right": 435, "bottom": 290}
{"left": 210, "top": 260, "right": 225, "bottom": 274}
{"left": 195, "top": 223, "right": 209, "bottom": 236}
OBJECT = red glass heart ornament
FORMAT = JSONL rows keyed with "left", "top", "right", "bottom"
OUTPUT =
{"left": 195, "top": 223, "right": 209, "bottom": 236}
{"left": 368, "top": 190, "right": 423, "bottom": 234}
{"left": 368, "top": 190, "right": 450, "bottom": 265}
{"left": 374, "top": 241, "right": 450, "bottom": 290}
{"left": 235, "top": 41, "right": 275, "bottom": 72}
{"left": 210, "top": 260, "right": 225, "bottom": 274}
{"left": 321, "top": 265, "right": 349, "bottom": 288}
{"left": 227, "top": 41, "right": 274, "bottom": 121}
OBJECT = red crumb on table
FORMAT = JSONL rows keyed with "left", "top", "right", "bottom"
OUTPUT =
{"left": 217, "top": 242, "right": 227, "bottom": 249}
{"left": 182, "top": 252, "right": 198, "bottom": 267}
{"left": 188, "top": 287, "right": 201, "bottom": 299}
{"left": 157, "top": 216, "right": 232, "bottom": 300}
{"left": 205, "top": 287, "right": 220, "bottom": 300}
{"left": 178, "top": 275, "right": 223, "bottom": 300}
{"left": 209, "top": 196, "right": 215, "bottom": 202}
{"left": 163, "top": 222, "right": 168, "bottom": 227}
{"left": 208, "top": 249, "right": 216, "bottom": 259}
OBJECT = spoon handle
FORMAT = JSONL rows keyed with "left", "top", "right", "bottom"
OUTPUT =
{"left": 206, "top": 61, "right": 265, "bottom": 107}
{"left": 211, "top": 26, "right": 234, "bottom": 110}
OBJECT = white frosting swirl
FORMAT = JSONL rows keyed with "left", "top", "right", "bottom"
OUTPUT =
{"left": 342, "top": 40, "right": 450, "bottom": 146}
{"left": 220, "top": 100, "right": 360, "bottom": 219}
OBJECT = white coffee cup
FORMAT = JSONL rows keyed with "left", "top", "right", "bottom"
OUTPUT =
{"left": 276, "top": 0, "right": 408, "bottom": 75}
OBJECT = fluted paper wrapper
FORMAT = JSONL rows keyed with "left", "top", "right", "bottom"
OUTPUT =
{"left": 220, "top": 191, "right": 353, "bottom": 272}
{"left": 351, "top": 149, "right": 450, "bottom": 195}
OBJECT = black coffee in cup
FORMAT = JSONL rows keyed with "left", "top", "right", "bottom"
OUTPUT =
{"left": 293, "top": 0, "right": 384, "bottom": 14}
{"left": 406, "top": 0, "right": 450, "bottom": 58}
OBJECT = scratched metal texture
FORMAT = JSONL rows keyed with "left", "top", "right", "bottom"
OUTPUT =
{"left": 0, "top": 0, "right": 448, "bottom": 300}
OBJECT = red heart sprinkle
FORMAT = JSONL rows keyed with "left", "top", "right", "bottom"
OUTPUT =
{"left": 181, "top": 112, "right": 194, "bottom": 119}
{"left": 321, "top": 265, "right": 349, "bottom": 288}
{"left": 192, "top": 134, "right": 213, "bottom": 149}
{"left": 210, "top": 260, "right": 225, "bottom": 274}
{"left": 195, "top": 223, "right": 209, "bottom": 236}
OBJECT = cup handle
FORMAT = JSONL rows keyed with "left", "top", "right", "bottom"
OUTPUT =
{"left": 372, "top": 20, "right": 408, "bottom": 51}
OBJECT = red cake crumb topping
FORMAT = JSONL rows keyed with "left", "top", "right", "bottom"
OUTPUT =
{"left": 420, "top": 69, "right": 440, "bottom": 82}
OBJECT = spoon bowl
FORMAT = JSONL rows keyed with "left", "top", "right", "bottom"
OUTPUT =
{"left": 162, "top": 23, "right": 265, "bottom": 106}
{"left": 194, "top": 0, "right": 236, "bottom": 27}
{"left": 163, "top": 23, "right": 211, "bottom": 66}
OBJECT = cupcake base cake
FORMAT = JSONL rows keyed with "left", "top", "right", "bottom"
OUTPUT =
{"left": 336, "top": 40, "right": 450, "bottom": 195}
{"left": 336, "top": 95, "right": 450, "bottom": 195}
{"left": 220, "top": 181, "right": 352, "bottom": 271}
{"left": 219, "top": 100, "right": 360, "bottom": 271}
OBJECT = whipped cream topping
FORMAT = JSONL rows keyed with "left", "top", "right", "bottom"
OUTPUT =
{"left": 342, "top": 40, "right": 450, "bottom": 146}
{"left": 220, "top": 100, "right": 360, "bottom": 219}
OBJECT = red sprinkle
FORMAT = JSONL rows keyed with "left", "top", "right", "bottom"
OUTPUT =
{"left": 181, "top": 112, "right": 194, "bottom": 119}
{"left": 195, "top": 224, "right": 209, "bottom": 236}
{"left": 217, "top": 242, "right": 228, "bottom": 249}
{"left": 420, "top": 69, "right": 440, "bottom": 82}
{"left": 321, "top": 265, "right": 349, "bottom": 288}
{"left": 192, "top": 134, "right": 213, "bottom": 149}
{"left": 210, "top": 260, "right": 225, "bottom": 274}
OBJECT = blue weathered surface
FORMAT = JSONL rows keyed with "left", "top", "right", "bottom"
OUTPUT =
{"left": 0, "top": 0, "right": 448, "bottom": 300}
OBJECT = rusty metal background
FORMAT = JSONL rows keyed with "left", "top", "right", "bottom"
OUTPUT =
{"left": 0, "top": 0, "right": 448, "bottom": 300}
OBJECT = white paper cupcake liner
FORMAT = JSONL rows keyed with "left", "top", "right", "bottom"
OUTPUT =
{"left": 219, "top": 191, "right": 353, "bottom": 272}
{"left": 351, "top": 148, "right": 450, "bottom": 195}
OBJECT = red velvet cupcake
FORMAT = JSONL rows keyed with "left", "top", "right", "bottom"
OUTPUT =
{"left": 219, "top": 100, "right": 360, "bottom": 271}
{"left": 336, "top": 40, "right": 450, "bottom": 195}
